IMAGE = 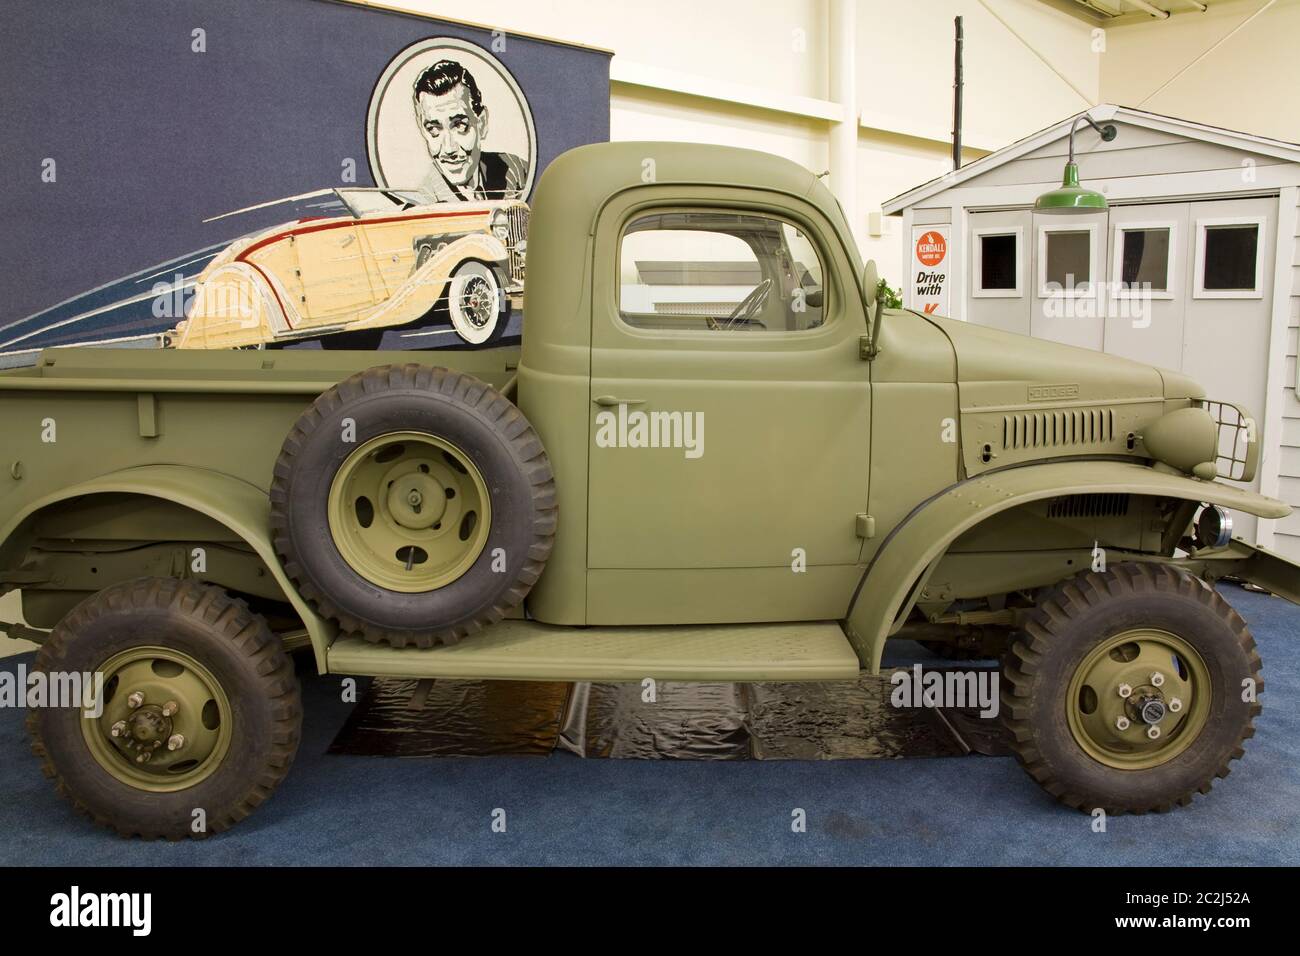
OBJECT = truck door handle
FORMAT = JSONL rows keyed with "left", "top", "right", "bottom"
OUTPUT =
{"left": 593, "top": 395, "right": 645, "bottom": 406}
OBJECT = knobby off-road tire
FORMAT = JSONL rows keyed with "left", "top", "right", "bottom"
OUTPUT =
{"left": 270, "top": 364, "right": 556, "bottom": 647}
{"left": 1002, "top": 562, "right": 1262, "bottom": 814}
{"left": 28, "top": 578, "right": 302, "bottom": 840}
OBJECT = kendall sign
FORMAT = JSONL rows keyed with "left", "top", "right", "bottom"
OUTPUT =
{"left": 910, "top": 225, "right": 950, "bottom": 317}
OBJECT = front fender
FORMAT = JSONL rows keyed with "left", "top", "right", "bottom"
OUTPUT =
{"left": 845, "top": 460, "right": 1290, "bottom": 673}
{"left": 0, "top": 464, "right": 333, "bottom": 671}
{"left": 349, "top": 232, "right": 510, "bottom": 332}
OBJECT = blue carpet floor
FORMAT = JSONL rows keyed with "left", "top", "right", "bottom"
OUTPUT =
{"left": 1, "top": 584, "right": 1297, "bottom": 866}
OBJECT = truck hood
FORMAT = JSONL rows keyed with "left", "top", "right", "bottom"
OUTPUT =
{"left": 919, "top": 312, "right": 1200, "bottom": 477}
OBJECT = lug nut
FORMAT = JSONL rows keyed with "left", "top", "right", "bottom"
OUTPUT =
{"left": 109, "top": 720, "right": 127, "bottom": 738}
{"left": 162, "top": 700, "right": 178, "bottom": 717}
{"left": 167, "top": 734, "right": 185, "bottom": 752}
{"left": 135, "top": 751, "right": 152, "bottom": 764}
{"left": 1151, "top": 672, "right": 1165, "bottom": 687}
{"left": 1169, "top": 697, "right": 1183, "bottom": 712}
{"left": 1117, "top": 683, "right": 1133, "bottom": 699}
{"left": 126, "top": 691, "right": 144, "bottom": 709}
{"left": 1116, "top": 716, "right": 1131, "bottom": 731}
{"left": 1147, "top": 726, "right": 1161, "bottom": 740}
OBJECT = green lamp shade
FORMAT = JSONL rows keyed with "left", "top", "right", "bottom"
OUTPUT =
{"left": 1035, "top": 162, "right": 1108, "bottom": 213}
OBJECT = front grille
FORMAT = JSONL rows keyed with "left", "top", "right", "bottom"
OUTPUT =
{"left": 1046, "top": 493, "right": 1130, "bottom": 519}
{"left": 506, "top": 205, "right": 529, "bottom": 285}
{"left": 1003, "top": 407, "right": 1115, "bottom": 450}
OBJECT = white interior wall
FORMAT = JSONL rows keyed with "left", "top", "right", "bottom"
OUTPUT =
{"left": 1100, "top": 0, "right": 1300, "bottom": 146}
{"left": 355, "top": 0, "right": 1101, "bottom": 289}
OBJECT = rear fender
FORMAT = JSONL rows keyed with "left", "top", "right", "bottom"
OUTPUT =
{"left": 0, "top": 464, "right": 333, "bottom": 671}
{"left": 845, "top": 460, "right": 1291, "bottom": 673}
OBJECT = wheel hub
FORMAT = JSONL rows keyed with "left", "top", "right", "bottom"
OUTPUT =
{"left": 386, "top": 472, "right": 448, "bottom": 530}
{"left": 1135, "top": 695, "right": 1167, "bottom": 725}
{"left": 461, "top": 277, "right": 495, "bottom": 328}
{"left": 82, "top": 647, "right": 230, "bottom": 791}
{"left": 327, "top": 432, "right": 493, "bottom": 593}
{"left": 124, "top": 704, "right": 171, "bottom": 747}
{"left": 1066, "top": 628, "right": 1210, "bottom": 770}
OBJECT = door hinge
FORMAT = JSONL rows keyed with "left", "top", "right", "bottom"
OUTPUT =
{"left": 855, "top": 514, "right": 875, "bottom": 539}
{"left": 859, "top": 334, "right": 872, "bottom": 360}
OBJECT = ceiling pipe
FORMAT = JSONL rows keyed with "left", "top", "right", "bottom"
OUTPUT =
{"left": 1126, "top": 0, "right": 1172, "bottom": 19}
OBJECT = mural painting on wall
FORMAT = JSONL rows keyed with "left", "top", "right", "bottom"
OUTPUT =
{"left": 0, "top": 0, "right": 612, "bottom": 367}
{"left": 175, "top": 40, "right": 537, "bottom": 351}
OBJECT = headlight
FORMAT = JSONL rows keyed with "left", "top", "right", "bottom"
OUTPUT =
{"left": 490, "top": 210, "right": 510, "bottom": 243}
{"left": 1140, "top": 407, "right": 1217, "bottom": 479}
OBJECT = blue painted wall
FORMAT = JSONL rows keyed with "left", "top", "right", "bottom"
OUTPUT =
{"left": 0, "top": 0, "right": 609, "bottom": 343}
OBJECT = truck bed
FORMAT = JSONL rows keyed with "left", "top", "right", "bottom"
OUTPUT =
{"left": 0, "top": 345, "right": 520, "bottom": 393}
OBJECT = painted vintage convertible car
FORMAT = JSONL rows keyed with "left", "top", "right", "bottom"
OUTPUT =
{"left": 168, "top": 188, "right": 528, "bottom": 349}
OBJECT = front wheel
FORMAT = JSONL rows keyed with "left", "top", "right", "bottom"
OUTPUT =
{"left": 1002, "top": 563, "right": 1261, "bottom": 813}
{"left": 28, "top": 578, "right": 302, "bottom": 839}
{"left": 445, "top": 260, "right": 508, "bottom": 346}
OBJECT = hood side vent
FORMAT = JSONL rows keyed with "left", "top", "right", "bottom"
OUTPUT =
{"left": 1046, "top": 493, "right": 1130, "bottom": 519}
{"left": 1003, "top": 408, "right": 1115, "bottom": 451}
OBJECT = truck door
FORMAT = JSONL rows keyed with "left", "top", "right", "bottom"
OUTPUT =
{"left": 586, "top": 188, "right": 871, "bottom": 625}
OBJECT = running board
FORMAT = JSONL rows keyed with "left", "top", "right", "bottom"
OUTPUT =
{"left": 326, "top": 620, "right": 862, "bottom": 682}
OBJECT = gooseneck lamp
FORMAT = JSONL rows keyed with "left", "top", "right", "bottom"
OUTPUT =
{"left": 1035, "top": 113, "right": 1118, "bottom": 213}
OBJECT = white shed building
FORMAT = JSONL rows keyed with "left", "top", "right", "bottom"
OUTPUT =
{"left": 884, "top": 104, "right": 1300, "bottom": 556}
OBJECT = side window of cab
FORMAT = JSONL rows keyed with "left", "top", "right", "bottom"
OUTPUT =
{"left": 618, "top": 210, "right": 827, "bottom": 333}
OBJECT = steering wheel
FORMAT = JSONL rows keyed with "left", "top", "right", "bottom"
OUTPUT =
{"left": 709, "top": 278, "right": 773, "bottom": 331}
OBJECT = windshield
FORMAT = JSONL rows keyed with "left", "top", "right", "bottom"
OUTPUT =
{"left": 335, "top": 188, "right": 432, "bottom": 218}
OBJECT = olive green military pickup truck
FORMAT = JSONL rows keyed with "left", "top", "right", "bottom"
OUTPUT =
{"left": 3, "top": 142, "right": 1298, "bottom": 839}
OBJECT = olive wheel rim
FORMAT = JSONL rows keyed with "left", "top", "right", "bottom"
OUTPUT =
{"left": 1065, "top": 627, "right": 1211, "bottom": 770}
{"left": 80, "top": 646, "right": 233, "bottom": 792}
{"left": 327, "top": 430, "right": 492, "bottom": 593}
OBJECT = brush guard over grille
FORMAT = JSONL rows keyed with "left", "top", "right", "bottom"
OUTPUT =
{"left": 1199, "top": 399, "right": 1259, "bottom": 483}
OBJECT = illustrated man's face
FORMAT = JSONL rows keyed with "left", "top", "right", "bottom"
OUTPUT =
{"left": 416, "top": 84, "right": 489, "bottom": 186}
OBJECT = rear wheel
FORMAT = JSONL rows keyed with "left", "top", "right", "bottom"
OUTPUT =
{"left": 1002, "top": 563, "right": 1261, "bottom": 813}
{"left": 28, "top": 578, "right": 301, "bottom": 839}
